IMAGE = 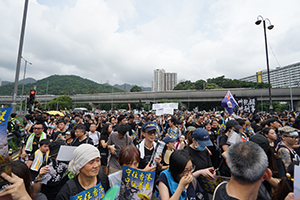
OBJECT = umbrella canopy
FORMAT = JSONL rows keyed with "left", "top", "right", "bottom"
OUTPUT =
{"left": 47, "top": 111, "right": 64, "bottom": 116}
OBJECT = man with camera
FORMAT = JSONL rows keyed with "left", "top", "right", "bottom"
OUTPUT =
{"left": 107, "top": 124, "right": 133, "bottom": 174}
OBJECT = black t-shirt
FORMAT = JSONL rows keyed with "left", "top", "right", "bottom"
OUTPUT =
{"left": 192, "top": 122, "right": 204, "bottom": 129}
{"left": 128, "top": 121, "right": 137, "bottom": 131}
{"left": 51, "top": 131, "right": 66, "bottom": 141}
{"left": 98, "top": 135, "right": 109, "bottom": 156}
{"left": 186, "top": 146, "right": 212, "bottom": 170}
{"left": 40, "top": 158, "right": 69, "bottom": 200}
{"left": 55, "top": 172, "right": 109, "bottom": 200}
{"left": 138, "top": 147, "right": 154, "bottom": 169}
{"left": 219, "top": 135, "right": 231, "bottom": 177}
{"left": 24, "top": 135, "right": 40, "bottom": 155}
{"left": 213, "top": 181, "right": 238, "bottom": 200}
{"left": 71, "top": 137, "right": 94, "bottom": 146}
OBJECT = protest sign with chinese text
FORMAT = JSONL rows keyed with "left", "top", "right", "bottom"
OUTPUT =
{"left": 120, "top": 166, "right": 155, "bottom": 200}
{"left": 198, "top": 175, "right": 231, "bottom": 194}
{"left": 70, "top": 182, "right": 106, "bottom": 200}
{"left": 0, "top": 107, "right": 13, "bottom": 190}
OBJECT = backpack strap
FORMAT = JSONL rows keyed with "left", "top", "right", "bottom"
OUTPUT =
{"left": 66, "top": 178, "right": 78, "bottom": 196}
{"left": 98, "top": 172, "right": 109, "bottom": 191}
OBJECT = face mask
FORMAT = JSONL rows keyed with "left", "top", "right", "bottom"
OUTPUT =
{"left": 75, "top": 119, "right": 80, "bottom": 123}
{"left": 195, "top": 143, "right": 206, "bottom": 151}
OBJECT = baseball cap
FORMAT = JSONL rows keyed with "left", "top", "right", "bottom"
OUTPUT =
{"left": 279, "top": 126, "right": 299, "bottom": 136}
{"left": 163, "top": 136, "right": 176, "bottom": 144}
{"left": 226, "top": 120, "right": 243, "bottom": 130}
{"left": 186, "top": 126, "right": 196, "bottom": 132}
{"left": 249, "top": 134, "right": 269, "bottom": 151}
{"left": 192, "top": 128, "right": 213, "bottom": 147}
{"left": 142, "top": 122, "right": 158, "bottom": 132}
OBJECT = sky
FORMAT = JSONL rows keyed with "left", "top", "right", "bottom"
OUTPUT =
{"left": 1, "top": 0, "right": 300, "bottom": 87}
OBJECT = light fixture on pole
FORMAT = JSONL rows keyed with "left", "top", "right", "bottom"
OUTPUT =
{"left": 19, "top": 56, "right": 32, "bottom": 115}
{"left": 255, "top": 15, "right": 274, "bottom": 114}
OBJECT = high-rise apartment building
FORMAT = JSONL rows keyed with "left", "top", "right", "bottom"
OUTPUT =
{"left": 165, "top": 73, "right": 177, "bottom": 91}
{"left": 152, "top": 69, "right": 177, "bottom": 91}
{"left": 240, "top": 62, "right": 300, "bottom": 88}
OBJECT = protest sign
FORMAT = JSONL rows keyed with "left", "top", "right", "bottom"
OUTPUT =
{"left": 149, "top": 140, "right": 165, "bottom": 167}
{"left": 120, "top": 166, "right": 155, "bottom": 200}
{"left": 0, "top": 107, "right": 13, "bottom": 190}
{"left": 198, "top": 175, "right": 231, "bottom": 194}
{"left": 152, "top": 103, "right": 178, "bottom": 110}
{"left": 57, "top": 146, "right": 77, "bottom": 161}
{"left": 70, "top": 182, "right": 106, "bottom": 200}
{"left": 236, "top": 97, "right": 257, "bottom": 113}
{"left": 132, "top": 129, "right": 138, "bottom": 140}
{"left": 168, "top": 128, "right": 179, "bottom": 139}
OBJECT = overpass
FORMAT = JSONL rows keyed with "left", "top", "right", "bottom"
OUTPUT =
{"left": 1, "top": 87, "right": 300, "bottom": 110}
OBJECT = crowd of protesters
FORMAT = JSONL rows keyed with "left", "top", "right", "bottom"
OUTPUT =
{"left": 1, "top": 108, "right": 300, "bottom": 200}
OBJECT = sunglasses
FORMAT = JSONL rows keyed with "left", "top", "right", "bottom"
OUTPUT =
{"left": 33, "top": 127, "right": 43, "bottom": 130}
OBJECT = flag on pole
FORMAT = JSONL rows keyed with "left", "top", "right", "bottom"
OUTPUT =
{"left": 221, "top": 91, "right": 238, "bottom": 115}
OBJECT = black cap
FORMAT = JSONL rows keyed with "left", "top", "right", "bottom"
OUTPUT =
{"left": 226, "top": 120, "right": 243, "bottom": 130}
{"left": 249, "top": 134, "right": 269, "bottom": 151}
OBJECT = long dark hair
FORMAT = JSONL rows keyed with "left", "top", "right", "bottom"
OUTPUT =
{"left": 169, "top": 149, "right": 191, "bottom": 181}
{"left": 11, "top": 160, "right": 33, "bottom": 196}
{"left": 101, "top": 122, "right": 112, "bottom": 137}
{"left": 272, "top": 161, "right": 299, "bottom": 200}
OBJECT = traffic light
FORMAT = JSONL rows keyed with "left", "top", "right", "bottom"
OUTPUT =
{"left": 29, "top": 90, "right": 36, "bottom": 104}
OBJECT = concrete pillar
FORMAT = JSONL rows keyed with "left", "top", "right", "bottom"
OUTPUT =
{"left": 294, "top": 101, "right": 300, "bottom": 111}
{"left": 89, "top": 103, "right": 98, "bottom": 111}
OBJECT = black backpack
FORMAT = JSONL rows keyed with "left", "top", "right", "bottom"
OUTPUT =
{"left": 7, "top": 119, "right": 19, "bottom": 132}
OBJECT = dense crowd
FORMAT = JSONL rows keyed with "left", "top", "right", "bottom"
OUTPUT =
{"left": 1, "top": 108, "right": 300, "bottom": 200}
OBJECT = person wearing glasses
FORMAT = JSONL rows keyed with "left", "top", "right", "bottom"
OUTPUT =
{"left": 276, "top": 126, "right": 300, "bottom": 170}
{"left": 21, "top": 122, "right": 49, "bottom": 161}
{"left": 137, "top": 122, "right": 162, "bottom": 171}
{"left": 156, "top": 149, "right": 203, "bottom": 200}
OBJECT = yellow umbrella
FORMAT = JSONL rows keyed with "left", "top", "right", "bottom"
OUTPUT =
{"left": 47, "top": 111, "right": 64, "bottom": 116}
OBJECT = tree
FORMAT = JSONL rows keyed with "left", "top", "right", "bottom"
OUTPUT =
{"left": 130, "top": 85, "right": 142, "bottom": 92}
{"left": 47, "top": 95, "right": 73, "bottom": 110}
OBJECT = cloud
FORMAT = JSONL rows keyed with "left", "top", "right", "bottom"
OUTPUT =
{"left": 1, "top": 0, "right": 300, "bottom": 88}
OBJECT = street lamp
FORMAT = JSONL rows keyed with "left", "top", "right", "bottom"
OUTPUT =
{"left": 12, "top": 0, "right": 30, "bottom": 113}
{"left": 19, "top": 56, "right": 32, "bottom": 115}
{"left": 255, "top": 15, "right": 274, "bottom": 114}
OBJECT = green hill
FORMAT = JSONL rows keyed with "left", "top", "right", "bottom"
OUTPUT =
{"left": 0, "top": 75, "right": 122, "bottom": 96}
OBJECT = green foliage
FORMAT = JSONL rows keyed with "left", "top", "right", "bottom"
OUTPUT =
{"left": 47, "top": 95, "right": 73, "bottom": 110}
{"left": 173, "top": 80, "right": 194, "bottom": 90}
{"left": 0, "top": 75, "right": 122, "bottom": 96}
{"left": 174, "top": 76, "right": 269, "bottom": 91}
{"left": 207, "top": 76, "right": 269, "bottom": 89}
{"left": 130, "top": 85, "right": 142, "bottom": 92}
{"left": 257, "top": 101, "right": 290, "bottom": 113}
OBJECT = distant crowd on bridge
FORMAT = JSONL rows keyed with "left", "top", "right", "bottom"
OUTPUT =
{"left": 2, "top": 106, "right": 300, "bottom": 200}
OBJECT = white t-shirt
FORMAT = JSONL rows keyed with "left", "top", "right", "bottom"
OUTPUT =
{"left": 86, "top": 131, "right": 100, "bottom": 146}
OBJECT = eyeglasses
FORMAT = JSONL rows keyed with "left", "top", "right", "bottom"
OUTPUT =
{"left": 146, "top": 131, "right": 156, "bottom": 135}
{"left": 33, "top": 127, "right": 43, "bottom": 130}
{"left": 182, "top": 165, "right": 195, "bottom": 176}
{"left": 284, "top": 136, "right": 299, "bottom": 140}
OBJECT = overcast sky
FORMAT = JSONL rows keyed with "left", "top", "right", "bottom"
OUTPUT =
{"left": 1, "top": 0, "right": 300, "bottom": 87}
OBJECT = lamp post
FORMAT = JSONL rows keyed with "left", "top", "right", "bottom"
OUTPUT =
{"left": 255, "top": 15, "right": 274, "bottom": 114}
{"left": 19, "top": 56, "right": 32, "bottom": 115}
{"left": 12, "top": 0, "right": 30, "bottom": 113}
